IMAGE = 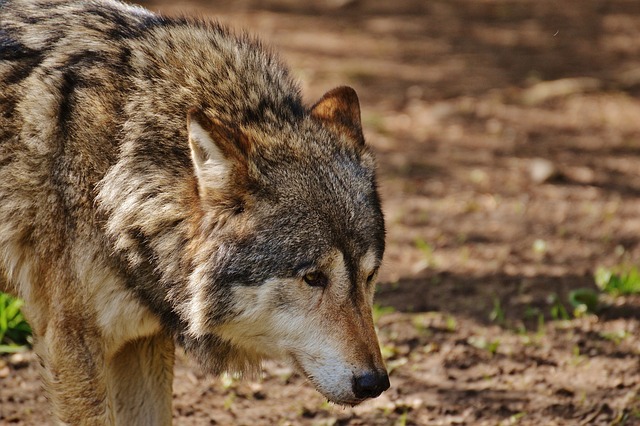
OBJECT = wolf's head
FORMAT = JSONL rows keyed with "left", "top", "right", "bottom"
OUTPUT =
{"left": 183, "top": 86, "right": 388, "bottom": 405}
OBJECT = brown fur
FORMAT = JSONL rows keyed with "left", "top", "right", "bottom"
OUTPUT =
{"left": 0, "top": 0, "right": 388, "bottom": 423}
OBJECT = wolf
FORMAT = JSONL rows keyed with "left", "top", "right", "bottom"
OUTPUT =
{"left": 0, "top": 0, "right": 389, "bottom": 424}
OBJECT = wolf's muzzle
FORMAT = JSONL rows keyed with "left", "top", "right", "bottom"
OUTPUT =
{"left": 352, "top": 370, "right": 390, "bottom": 399}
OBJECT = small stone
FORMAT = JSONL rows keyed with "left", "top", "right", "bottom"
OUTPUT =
{"left": 0, "top": 366, "right": 10, "bottom": 379}
{"left": 9, "top": 353, "right": 29, "bottom": 369}
{"left": 528, "top": 158, "right": 556, "bottom": 184}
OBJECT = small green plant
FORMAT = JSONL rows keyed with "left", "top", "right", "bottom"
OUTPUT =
{"left": 386, "top": 357, "right": 408, "bottom": 375}
{"left": 0, "top": 292, "right": 32, "bottom": 353}
{"left": 595, "top": 265, "right": 640, "bottom": 295}
{"left": 489, "top": 297, "right": 505, "bottom": 325}
{"left": 536, "top": 313, "right": 546, "bottom": 337}
{"left": 222, "top": 393, "right": 235, "bottom": 410}
{"left": 599, "top": 329, "right": 629, "bottom": 345}
{"left": 414, "top": 238, "right": 436, "bottom": 267}
{"left": 548, "top": 293, "right": 570, "bottom": 321}
{"left": 411, "top": 314, "right": 433, "bottom": 337}
{"left": 568, "top": 288, "right": 599, "bottom": 317}
{"left": 501, "top": 412, "right": 526, "bottom": 425}
{"left": 380, "top": 343, "right": 398, "bottom": 360}
{"left": 468, "top": 335, "right": 500, "bottom": 355}
{"left": 395, "top": 409, "right": 409, "bottom": 426}
{"left": 372, "top": 304, "right": 395, "bottom": 323}
{"left": 571, "top": 345, "right": 586, "bottom": 366}
{"left": 445, "top": 315, "right": 457, "bottom": 332}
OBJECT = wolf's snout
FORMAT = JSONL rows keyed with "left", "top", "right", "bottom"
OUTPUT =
{"left": 352, "top": 370, "right": 390, "bottom": 400}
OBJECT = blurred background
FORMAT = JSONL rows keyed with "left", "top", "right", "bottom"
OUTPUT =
{"left": 3, "top": 1, "right": 640, "bottom": 425}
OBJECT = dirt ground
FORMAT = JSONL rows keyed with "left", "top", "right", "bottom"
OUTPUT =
{"left": 3, "top": 0, "right": 640, "bottom": 425}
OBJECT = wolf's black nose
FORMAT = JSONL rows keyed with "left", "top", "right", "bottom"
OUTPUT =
{"left": 353, "top": 370, "right": 390, "bottom": 399}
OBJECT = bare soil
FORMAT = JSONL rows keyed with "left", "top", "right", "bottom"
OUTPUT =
{"left": 3, "top": 1, "right": 640, "bottom": 425}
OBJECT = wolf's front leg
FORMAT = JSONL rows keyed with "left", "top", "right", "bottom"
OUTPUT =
{"left": 107, "top": 333, "right": 175, "bottom": 426}
{"left": 35, "top": 318, "right": 114, "bottom": 425}
{"left": 35, "top": 320, "right": 175, "bottom": 425}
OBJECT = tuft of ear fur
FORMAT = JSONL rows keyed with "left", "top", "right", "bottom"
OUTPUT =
{"left": 187, "top": 109, "right": 251, "bottom": 205}
{"left": 310, "top": 86, "right": 365, "bottom": 146}
{"left": 188, "top": 110, "right": 229, "bottom": 194}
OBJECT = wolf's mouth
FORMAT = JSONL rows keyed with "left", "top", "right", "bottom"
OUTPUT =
{"left": 287, "top": 352, "right": 367, "bottom": 407}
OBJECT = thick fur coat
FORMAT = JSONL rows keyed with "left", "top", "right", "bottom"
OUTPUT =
{"left": 0, "top": 0, "right": 388, "bottom": 424}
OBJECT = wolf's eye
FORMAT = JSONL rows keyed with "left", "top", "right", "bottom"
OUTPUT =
{"left": 366, "top": 272, "right": 375, "bottom": 283}
{"left": 303, "top": 271, "right": 328, "bottom": 287}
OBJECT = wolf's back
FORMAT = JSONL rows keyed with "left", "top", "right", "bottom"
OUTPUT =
{"left": 0, "top": 0, "right": 302, "bottom": 156}
{"left": 0, "top": 0, "right": 155, "bottom": 164}
{"left": 0, "top": 0, "right": 304, "bottom": 297}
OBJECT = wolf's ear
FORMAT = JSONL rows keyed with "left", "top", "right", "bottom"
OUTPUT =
{"left": 310, "top": 86, "right": 364, "bottom": 146}
{"left": 187, "top": 108, "right": 249, "bottom": 197}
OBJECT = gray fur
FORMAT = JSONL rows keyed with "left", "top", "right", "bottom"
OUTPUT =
{"left": 0, "top": 0, "right": 386, "bottom": 423}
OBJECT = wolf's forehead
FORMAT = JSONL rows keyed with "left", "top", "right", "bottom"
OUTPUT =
{"left": 271, "top": 157, "right": 376, "bottom": 214}
{"left": 273, "top": 191, "right": 383, "bottom": 251}
{"left": 278, "top": 160, "right": 384, "bottom": 255}
{"left": 248, "top": 193, "right": 383, "bottom": 269}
